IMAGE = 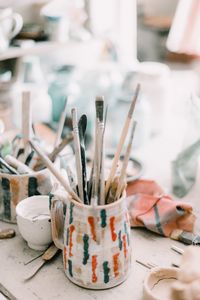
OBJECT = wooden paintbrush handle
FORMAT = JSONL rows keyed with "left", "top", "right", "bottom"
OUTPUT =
{"left": 72, "top": 108, "right": 84, "bottom": 202}
{"left": 105, "top": 86, "right": 140, "bottom": 198}
{"left": 29, "top": 140, "right": 82, "bottom": 203}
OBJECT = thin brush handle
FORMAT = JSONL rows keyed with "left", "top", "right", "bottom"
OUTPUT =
{"left": 22, "top": 91, "right": 32, "bottom": 160}
{"left": 97, "top": 121, "right": 104, "bottom": 205}
{"left": 0, "top": 157, "right": 19, "bottom": 175}
{"left": 29, "top": 140, "right": 82, "bottom": 203}
{"left": 49, "top": 133, "right": 73, "bottom": 162}
{"left": 66, "top": 166, "right": 77, "bottom": 193}
{"left": 72, "top": 108, "right": 84, "bottom": 202}
{"left": 78, "top": 115, "right": 89, "bottom": 205}
{"left": 105, "top": 84, "right": 140, "bottom": 198}
{"left": 115, "top": 121, "right": 137, "bottom": 201}
{"left": 22, "top": 91, "right": 32, "bottom": 144}
{"left": 5, "top": 155, "right": 33, "bottom": 174}
{"left": 54, "top": 98, "right": 68, "bottom": 147}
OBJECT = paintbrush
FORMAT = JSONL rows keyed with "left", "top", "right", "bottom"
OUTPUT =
{"left": 54, "top": 98, "right": 68, "bottom": 147}
{"left": 22, "top": 91, "right": 32, "bottom": 162}
{"left": 105, "top": 84, "right": 140, "bottom": 199}
{"left": 0, "top": 157, "right": 19, "bottom": 175}
{"left": 78, "top": 114, "right": 89, "bottom": 205}
{"left": 5, "top": 155, "right": 33, "bottom": 174}
{"left": 71, "top": 108, "right": 84, "bottom": 202}
{"left": 91, "top": 97, "right": 104, "bottom": 205}
{"left": 29, "top": 139, "right": 82, "bottom": 203}
{"left": 114, "top": 121, "right": 137, "bottom": 201}
{"left": 66, "top": 166, "right": 77, "bottom": 194}
{"left": 106, "top": 176, "right": 119, "bottom": 204}
{"left": 99, "top": 105, "right": 108, "bottom": 205}
{"left": 34, "top": 132, "right": 73, "bottom": 171}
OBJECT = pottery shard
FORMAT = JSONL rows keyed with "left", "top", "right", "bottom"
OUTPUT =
{"left": 0, "top": 228, "right": 15, "bottom": 239}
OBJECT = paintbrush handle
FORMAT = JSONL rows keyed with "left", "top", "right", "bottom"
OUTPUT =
{"left": 29, "top": 140, "right": 82, "bottom": 203}
{"left": 105, "top": 86, "right": 140, "bottom": 198}
{"left": 105, "top": 117, "right": 131, "bottom": 196}
{"left": 66, "top": 166, "right": 77, "bottom": 193}
{"left": 0, "top": 157, "right": 19, "bottom": 175}
{"left": 115, "top": 121, "right": 137, "bottom": 201}
{"left": 72, "top": 109, "right": 84, "bottom": 202}
{"left": 49, "top": 133, "right": 73, "bottom": 162}
{"left": 54, "top": 98, "right": 68, "bottom": 147}
{"left": 5, "top": 155, "right": 33, "bottom": 174}
{"left": 98, "top": 122, "right": 105, "bottom": 205}
{"left": 22, "top": 91, "right": 32, "bottom": 144}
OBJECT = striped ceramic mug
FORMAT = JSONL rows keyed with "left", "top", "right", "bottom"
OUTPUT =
{"left": 50, "top": 191, "right": 132, "bottom": 289}
{"left": 0, "top": 169, "right": 52, "bottom": 223}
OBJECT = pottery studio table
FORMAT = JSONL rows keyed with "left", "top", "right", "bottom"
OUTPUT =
{"left": 0, "top": 70, "right": 200, "bottom": 300}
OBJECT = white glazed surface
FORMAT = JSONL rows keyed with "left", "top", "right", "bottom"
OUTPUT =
{"left": 16, "top": 196, "right": 52, "bottom": 251}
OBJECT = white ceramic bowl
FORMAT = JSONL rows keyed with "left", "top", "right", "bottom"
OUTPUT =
{"left": 16, "top": 195, "right": 52, "bottom": 251}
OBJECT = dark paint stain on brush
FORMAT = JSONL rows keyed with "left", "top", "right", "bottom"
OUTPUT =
{"left": 2, "top": 178, "right": 11, "bottom": 220}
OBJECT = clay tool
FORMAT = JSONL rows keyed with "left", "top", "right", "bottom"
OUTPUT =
{"left": 54, "top": 98, "right": 68, "bottom": 147}
{"left": 72, "top": 108, "right": 84, "bottom": 202}
{"left": 171, "top": 245, "right": 184, "bottom": 255}
{"left": 105, "top": 84, "right": 140, "bottom": 198}
{"left": 114, "top": 121, "right": 137, "bottom": 201}
{"left": 24, "top": 244, "right": 60, "bottom": 281}
{"left": 29, "top": 140, "right": 82, "bottom": 203}
{"left": 66, "top": 166, "right": 77, "bottom": 193}
{"left": 78, "top": 114, "right": 89, "bottom": 205}
{"left": 0, "top": 157, "right": 19, "bottom": 175}
{"left": 0, "top": 228, "right": 15, "bottom": 239}
{"left": 5, "top": 155, "right": 33, "bottom": 174}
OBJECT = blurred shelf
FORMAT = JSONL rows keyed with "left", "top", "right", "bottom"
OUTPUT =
{"left": 0, "top": 40, "right": 103, "bottom": 63}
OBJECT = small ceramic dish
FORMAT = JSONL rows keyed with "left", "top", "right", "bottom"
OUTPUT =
{"left": 143, "top": 267, "right": 178, "bottom": 300}
{"left": 16, "top": 195, "right": 52, "bottom": 251}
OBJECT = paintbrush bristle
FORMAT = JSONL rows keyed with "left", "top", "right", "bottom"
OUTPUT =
{"left": 95, "top": 96, "right": 104, "bottom": 122}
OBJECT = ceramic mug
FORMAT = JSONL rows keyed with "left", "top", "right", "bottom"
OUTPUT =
{"left": 0, "top": 8, "right": 23, "bottom": 52}
{"left": 0, "top": 169, "right": 52, "bottom": 223}
{"left": 50, "top": 191, "right": 131, "bottom": 289}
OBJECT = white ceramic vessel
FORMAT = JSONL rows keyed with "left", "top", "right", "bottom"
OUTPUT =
{"left": 16, "top": 195, "right": 52, "bottom": 251}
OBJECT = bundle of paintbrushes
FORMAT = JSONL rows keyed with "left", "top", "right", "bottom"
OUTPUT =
{"left": 0, "top": 92, "right": 73, "bottom": 175}
{"left": 29, "top": 84, "right": 140, "bottom": 206}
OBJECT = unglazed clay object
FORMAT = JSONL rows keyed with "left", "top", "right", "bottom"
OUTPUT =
{"left": 143, "top": 267, "right": 178, "bottom": 300}
{"left": 16, "top": 196, "right": 52, "bottom": 251}
{"left": 50, "top": 191, "right": 131, "bottom": 289}
{"left": 0, "top": 169, "right": 52, "bottom": 223}
{"left": 171, "top": 246, "right": 200, "bottom": 300}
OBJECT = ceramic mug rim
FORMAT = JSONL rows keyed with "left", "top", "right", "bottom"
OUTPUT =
{"left": 16, "top": 195, "right": 49, "bottom": 219}
{"left": 53, "top": 189, "right": 127, "bottom": 210}
{"left": 0, "top": 167, "right": 49, "bottom": 179}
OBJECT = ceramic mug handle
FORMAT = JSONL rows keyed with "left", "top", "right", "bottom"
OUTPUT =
{"left": 50, "top": 198, "right": 65, "bottom": 250}
{"left": 8, "top": 13, "right": 23, "bottom": 39}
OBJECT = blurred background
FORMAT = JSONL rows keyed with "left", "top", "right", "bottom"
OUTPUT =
{"left": 0, "top": 0, "right": 200, "bottom": 155}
